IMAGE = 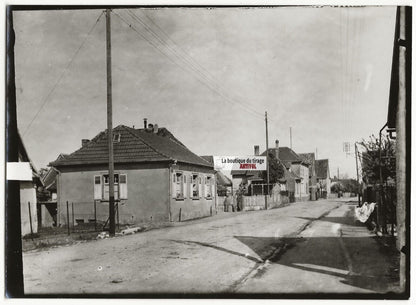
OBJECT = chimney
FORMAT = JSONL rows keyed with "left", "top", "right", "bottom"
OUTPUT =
{"left": 82, "top": 139, "right": 90, "bottom": 147}
{"left": 254, "top": 145, "right": 259, "bottom": 156}
{"left": 275, "top": 139, "right": 279, "bottom": 159}
{"left": 143, "top": 118, "right": 148, "bottom": 129}
{"left": 153, "top": 123, "right": 159, "bottom": 133}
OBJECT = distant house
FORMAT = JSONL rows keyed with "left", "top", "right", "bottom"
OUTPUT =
{"left": 299, "top": 153, "right": 318, "bottom": 200}
{"left": 49, "top": 123, "right": 216, "bottom": 225}
{"left": 38, "top": 166, "right": 61, "bottom": 227}
{"left": 262, "top": 141, "right": 310, "bottom": 201}
{"left": 315, "top": 159, "right": 331, "bottom": 198}
{"left": 230, "top": 141, "right": 309, "bottom": 202}
{"left": 17, "top": 133, "right": 42, "bottom": 236}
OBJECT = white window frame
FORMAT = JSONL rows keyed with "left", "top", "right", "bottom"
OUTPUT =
{"left": 205, "top": 175, "right": 213, "bottom": 199}
{"left": 96, "top": 173, "right": 127, "bottom": 200}
{"left": 173, "top": 172, "right": 185, "bottom": 199}
{"left": 192, "top": 174, "right": 199, "bottom": 199}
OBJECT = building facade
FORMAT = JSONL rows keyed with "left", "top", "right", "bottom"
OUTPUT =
{"left": 50, "top": 124, "right": 216, "bottom": 225}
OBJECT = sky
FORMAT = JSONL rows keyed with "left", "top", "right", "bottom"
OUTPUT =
{"left": 13, "top": 6, "right": 397, "bottom": 179}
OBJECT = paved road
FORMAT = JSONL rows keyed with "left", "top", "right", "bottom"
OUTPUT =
{"left": 23, "top": 199, "right": 398, "bottom": 295}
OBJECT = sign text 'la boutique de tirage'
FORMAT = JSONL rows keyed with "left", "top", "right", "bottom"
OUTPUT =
{"left": 213, "top": 156, "right": 267, "bottom": 171}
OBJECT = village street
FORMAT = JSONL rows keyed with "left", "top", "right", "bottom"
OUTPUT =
{"left": 23, "top": 198, "right": 399, "bottom": 295}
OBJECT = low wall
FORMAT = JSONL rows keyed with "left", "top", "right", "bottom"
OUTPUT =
{"left": 242, "top": 185, "right": 288, "bottom": 211}
{"left": 216, "top": 196, "right": 226, "bottom": 212}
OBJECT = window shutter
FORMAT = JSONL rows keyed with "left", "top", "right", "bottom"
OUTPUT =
{"left": 183, "top": 175, "right": 187, "bottom": 199}
{"left": 199, "top": 176, "right": 203, "bottom": 198}
{"left": 172, "top": 173, "right": 176, "bottom": 198}
{"left": 94, "top": 175, "right": 102, "bottom": 200}
{"left": 119, "top": 174, "right": 127, "bottom": 199}
{"left": 204, "top": 177, "right": 208, "bottom": 197}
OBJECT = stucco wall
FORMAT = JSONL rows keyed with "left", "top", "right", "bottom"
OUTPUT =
{"left": 57, "top": 167, "right": 170, "bottom": 225}
{"left": 292, "top": 164, "right": 310, "bottom": 199}
{"left": 20, "top": 181, "right": 38, "bottom": 236}
{"left": 169, "top": 167, "right": 217, "bottom": 222}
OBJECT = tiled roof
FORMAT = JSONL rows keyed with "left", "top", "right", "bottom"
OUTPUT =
{"left": 200, "top": 155, "right": 214, "bottom": 165}
{"left": 261, "top": 147, "right": 308, "bottom": 164}
{"left": 216, "top": 170, "right": 232, "bottom": 186}
{"left": 200, "top": 155, "right": 232, "bottom": 186}
{"left": 299, "top": 152, "right": 316, "bottom": 174}
{"left": 285, "top": 169, "right": 301, "bottom": 181}
{"left": 18, "top": 131, "right": 41, "bottom": 184}
{"left": 50, "top": 125, "right": 212, "bottom": 168}
{"left": 315, "top": 159, "right": 329, "bottom": 179}
{"left": 298, "top": 153, "right": 315, "bottom": 165}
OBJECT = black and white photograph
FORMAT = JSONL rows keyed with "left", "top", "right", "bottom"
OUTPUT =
{"left": 4, "top": 1, "right": 412, "bottom": 299}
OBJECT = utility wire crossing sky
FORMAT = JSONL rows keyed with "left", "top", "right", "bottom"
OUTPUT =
{"left": 13, "top": 7, "right": 397, "bottom": 178}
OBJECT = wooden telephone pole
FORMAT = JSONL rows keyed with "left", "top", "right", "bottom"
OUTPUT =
{"left": 354, "top": 142, "right": 361, "bottom": 205}
{"left": 265, "top": 111, "right": 269, "bottom": 210}
{"left": 106, "top": 9, "right": 115, "bottom": 236}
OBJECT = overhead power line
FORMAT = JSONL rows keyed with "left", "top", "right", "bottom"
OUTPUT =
{"left": 113, "top": 9, "right": 265, "bottom": 120}
{"left": 22, "top": 11, "right": 104, "bottom": 137}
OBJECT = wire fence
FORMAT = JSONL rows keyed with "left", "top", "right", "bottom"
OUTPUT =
{"left": 59, "top": 201, "right": 122, "bottom": 235}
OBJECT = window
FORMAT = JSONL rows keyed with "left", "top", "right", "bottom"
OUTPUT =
{"left": 173, "top": 172, "right": 184, "bottom": 199}
{"left": 192, "top": 174, "right": 199, "bottom": 198}
{"left": 113, "top": 133, "right": 121, "bottom": 143}
{"left": 104, "top": 174, "right": 119, "bottom": 184}
{"left": 95, "top": 173, "right": 127, "bottom": 200}
{"left": 205, "top": 176, "right": 213, "bottom": 198}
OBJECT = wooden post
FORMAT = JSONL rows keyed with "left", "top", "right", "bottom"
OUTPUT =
{"left": 6, "top": 7, "right": 24, "bottom": 296}
{"left": 66, "top": 201, "right": 70, "bottom": 235}
{"left": 117, "top": 203, "right": 120, "bottom": 231}
{"left": 94, "top": 200, "right": 97, "bottom": 231}
{"left": 71, "top": 202, "right": 75, "bottom": 229}
{"left": 28, "top": 201, "right": 34, "bottom": 236}
{"left": 106, "top": 9, "right": 115, "bottom": 236}
{"left": 265, "top": 112, "right": 269, "bottom": 210}
{"left": 395, "top": 6, "right": 409, "bottom": 293}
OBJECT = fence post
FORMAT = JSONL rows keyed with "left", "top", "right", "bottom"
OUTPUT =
{"left": 94, "top": 200, "right": 97, "bottom": 231}
{"left": 66, "top": 201, "right": 70, "bottom": 235}
{"left": 116, "top": 203, "right": 119, "bottom": 231}
{"left": 71, "top": 202, "right": 75, "bottom": 229}
{"left": 27, "top": 201, "right": 34, "bottom": 237}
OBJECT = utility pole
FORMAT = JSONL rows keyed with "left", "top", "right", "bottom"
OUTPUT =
{"left": 6, "top": 7, "right": 24, "bottom": 296}
{"left": 337, "top": 167, "right": 340, "bottom": 181}
{"left": 315, "top": 148, "right": 318, "bottom": 159}
{"left": 265, "top": 111, "right": 269, "bottom": 210}
{"left": 106, "top": 9, "right": 115, "bottom": 236}
{"left": 290, "top": 127, "right": 292, "bottom": 149}
{"left": 354, "top": 142, "right": 361, "bottom": 205}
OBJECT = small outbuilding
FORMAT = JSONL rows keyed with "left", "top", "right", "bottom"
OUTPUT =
{"left": 17, "top": 133, "right": 42, "bottom": 236}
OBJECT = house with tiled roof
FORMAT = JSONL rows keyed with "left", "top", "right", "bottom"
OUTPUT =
{"left": 261, "top": 140, "right": 310, "bottom": 201}
{"left": 49, "top": 123, "right": 216, "bottom": 225}
{"left": 299, "top": 152, "right": 318, "bottom": 200}
{"left": 229, "top": 141, "right": 309, "bottom": 202}
{"left": 315, "top": 159, "right": 331, "bottom": 198}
